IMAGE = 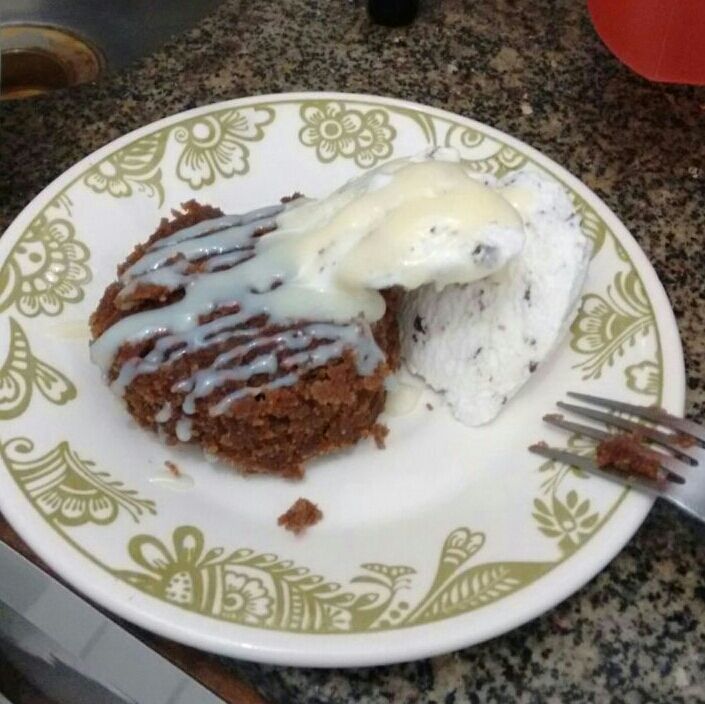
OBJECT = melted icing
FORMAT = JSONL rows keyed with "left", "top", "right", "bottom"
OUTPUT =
{"left": 148, "top": 471, "right": 195, "bottom": 491}
{"left": 383, "top": 381, "right": 424, "bottom": 416}
{"left": 175, "top": 417, "right": 193, "bottom": 442}
{"left": 155, "top": 402, "right": 172, "bottom": 423}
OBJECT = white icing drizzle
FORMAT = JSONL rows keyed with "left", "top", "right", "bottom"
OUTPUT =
{"left": 383, "top": 382, "right": 423, "bottom": 416}
{"left": 202, "top": 449, "right": 220, "bottom": 465}
{"left": 91, "top": 148, "right": 528, "bottom": 427}
{"left": 175, "top": 417, "right": 193, "bottom": 442}
{"left": 148, "top": 471, "right": 195, "bottom": 491}
{"left": 156, "top": 425, "right": 170, "bottom": 445}
{"left": 155, "top": 402, "right": 172, "bottom": 423}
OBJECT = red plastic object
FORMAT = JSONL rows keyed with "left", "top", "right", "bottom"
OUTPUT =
{"left": 588, "top": 0, "right": 705, "bottom": 84}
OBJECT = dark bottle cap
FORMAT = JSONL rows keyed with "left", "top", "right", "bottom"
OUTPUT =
{"left": 367, "top": 0, "right": 419, "bottom": 27}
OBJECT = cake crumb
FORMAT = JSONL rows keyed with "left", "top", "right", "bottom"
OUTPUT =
{"left": 426, "top": 403, "right": 434, "bottom": 411}
{"left": 372, "top": 423, "right": 389, "bottom": 449}
{"left": 164, "top": 460, "right": 181, "bottom": 477}
{"left": 278, "top": 498, "right": 323, "bottom": 535}
{"left": 595, "top": 433, "right": 660, "bottom": 480}
{"left": 674, "top": 432, "right": 696, "bottom": 448}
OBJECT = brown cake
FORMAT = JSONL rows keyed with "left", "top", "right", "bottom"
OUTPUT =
{"left": 90, "top": 201, "right": 401, "bottom": 478}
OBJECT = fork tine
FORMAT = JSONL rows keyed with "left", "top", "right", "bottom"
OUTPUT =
{"left": 542, "top": 414, "right": 687, "bottom": 481}
{"left": 543, "top": 413, "right": 610, "bottom": 442}
{"left": 528, "top": 444, "right": 664, "bottom": 495}
{"left": 567, "top": 392, "right": 705, "bottom": 444}
{"left": 529, "top": 443, "right": 602, "bottom": 474}
{"left": 557, "top": 401, "right": 699, "bottom": 466}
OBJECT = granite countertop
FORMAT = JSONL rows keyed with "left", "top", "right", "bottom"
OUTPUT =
{"left": 2, "top": 0, "right": 705, "bottom": 701}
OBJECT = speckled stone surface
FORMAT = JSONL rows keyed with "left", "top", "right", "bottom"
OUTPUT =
{"left": 2, "top": 0, "right": 705, "bottom": 701}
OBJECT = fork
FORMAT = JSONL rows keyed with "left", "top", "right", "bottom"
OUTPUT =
{"left": 529, "top": 392, "right": 705, "bottom": 524}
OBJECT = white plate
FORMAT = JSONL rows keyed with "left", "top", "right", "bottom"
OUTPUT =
{"left": 0, "top": 93, "right": 684, "bottom": 667}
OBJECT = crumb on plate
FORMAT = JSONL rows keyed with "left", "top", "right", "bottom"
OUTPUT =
{"left": 278, "top": 498, "right": 323, "bottom": 535}
{"left": 372, "top": 422, "right": 388, "bottom": 449}
{"left": 164, "top": 460, "right": 181, "bottom": 477}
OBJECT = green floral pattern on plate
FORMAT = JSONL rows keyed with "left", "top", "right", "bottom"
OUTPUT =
{"left": 625, "top": 360, "right": 661, "bottom": 395}
{"left": 0, "top": 318, "right": 76, "bottom": 420}
{"left": 117, "top": 525, "right": 370, "bottom": 631}
{"left": 0, "top": 214, "right": 91, "bottom": 318}
{"left": 298, "top": 101, "right": 396, "bottom": 168}
{"left": 571, "top": 195, "right": 607, "bottom": 259}
{"left": 84, "top": 106, "right": 274, "bottom": 205}
{"left": 533, "top": 492, "right": 600, "bottom": 555}
{"left": 85, "top": 131, "right": 169, "bottom": 205}
{"left": 0, "top": 97, "right": 666, "bottom": 639}
{"left": 109, "top": 524, "right": 554, "bottom": 633}
{"left": 0, "top": 427, "right": 618, "bottom": 634}
{"left": 538, "top": 433, "right": 593, "bottom": 495}
{"left": 443, "top": 124, "right": 528, "bottom": 176}
{"left": 1, "top": 437, "right": 155, "bottom": 526}
{"left": 570, "top": 268, "right": 654, "bottom": 380}
{"left": 173, "top": 107, "right": 274, "bottom": 189}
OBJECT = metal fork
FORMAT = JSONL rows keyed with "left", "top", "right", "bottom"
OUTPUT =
{"left": 529, "top": 392, "right": 705, "bottom": 524}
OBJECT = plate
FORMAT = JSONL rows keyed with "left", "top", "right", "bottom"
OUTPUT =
{"left": 0, "top": 93, "right": 684, "bottom": 667}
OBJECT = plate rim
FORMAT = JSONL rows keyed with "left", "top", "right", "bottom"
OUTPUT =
{"left": 0, "top": 91, "right": 685, "bottom": 667}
